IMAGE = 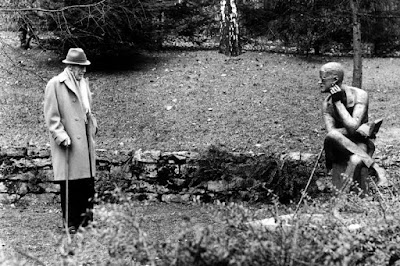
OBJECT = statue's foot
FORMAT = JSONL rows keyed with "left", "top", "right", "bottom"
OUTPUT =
{"left": 375, "top": 167, "right": 388, "bottom": 187}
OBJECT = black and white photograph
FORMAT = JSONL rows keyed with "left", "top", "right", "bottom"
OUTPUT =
{"left": 0, "top": 0, "right": 400, "bottom": 265}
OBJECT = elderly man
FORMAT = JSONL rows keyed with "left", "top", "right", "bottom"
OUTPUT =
{"left": 44, "top": 48, "right": 97, "bottom": 233}
{"left": 319, "top": 62, "right": 387, "bottom": 191}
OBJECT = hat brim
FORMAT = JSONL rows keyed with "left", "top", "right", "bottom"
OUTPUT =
{"left": 62, "top": 59, "right": 91, "bottom": 66}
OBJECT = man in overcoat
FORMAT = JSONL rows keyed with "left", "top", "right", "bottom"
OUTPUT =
{"left": 44, "top": 48, "right": 97, "bottom": 233}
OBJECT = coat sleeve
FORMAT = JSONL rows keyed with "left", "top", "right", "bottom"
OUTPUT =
{"left": 86, "top": 77, "right": 98, "bottom": 135}
{"left": 44, "top": 78, "right": 69, "bottom": 145}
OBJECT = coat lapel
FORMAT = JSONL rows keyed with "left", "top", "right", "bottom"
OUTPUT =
{"left": 58, "top": 70, "right": 88, "bottom": 119}
{"left": 58, "top": 70, "right": 79, "bottom": 98}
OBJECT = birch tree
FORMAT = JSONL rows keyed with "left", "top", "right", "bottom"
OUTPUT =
{"left": 350, "top": 0, "right": 362, "bottom": 89}
{"left": 219, "top": 0, "right": 241, "bottom": 56}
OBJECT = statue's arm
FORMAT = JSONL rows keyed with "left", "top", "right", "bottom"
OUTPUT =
{"left": 323, "top": 98, "right": 350, "bottom": 136}
{"left": 334, "top": 90, "right": 368, "bottom": 135}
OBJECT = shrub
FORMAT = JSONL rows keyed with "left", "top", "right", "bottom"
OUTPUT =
{"left": 186, "top": 145, "right": 323, "bottom": 203}
{"left": 55, "top": 188, "right": 400, "bottom": 265}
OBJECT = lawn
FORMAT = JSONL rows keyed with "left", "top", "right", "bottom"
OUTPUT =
{"left": 1, "top": 31, "right": 400, "bottom": 265}
{"left": 1, "top": 32, "right": 400, "bottom": 155}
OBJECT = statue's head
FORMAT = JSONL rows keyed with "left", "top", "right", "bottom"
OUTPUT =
{"left": 319, "top": 62, "right": 344, "bottom": 93}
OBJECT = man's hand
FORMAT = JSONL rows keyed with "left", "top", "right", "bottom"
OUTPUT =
{"left": 330, "top": 85, "right": 346, "bottom": 103}
{"left": 61, "top": 136, "right": 71, "bottom": 147}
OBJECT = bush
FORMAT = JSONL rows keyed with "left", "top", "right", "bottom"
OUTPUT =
{"left": 57, "top": 191, "right": 400, "bottom": 265}
{"left": 181, "top": 145, "right": 323, "bottom": 203}
{"left": 3, "top": 185, "right": 399, "bottom": 265}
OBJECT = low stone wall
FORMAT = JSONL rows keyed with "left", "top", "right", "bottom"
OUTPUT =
{"left": 0, "top": 146, "right": 199, "bottom": 203}
{"left": 0, "top": 145, "right": 321, "bottom": 204}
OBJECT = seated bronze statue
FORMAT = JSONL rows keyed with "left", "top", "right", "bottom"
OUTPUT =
{"left": 319, "top": 62, "right": 388, "bottom": 193}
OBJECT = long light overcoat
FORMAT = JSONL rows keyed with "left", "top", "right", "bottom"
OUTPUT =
{"left": 44, "top": 70, "right": 97, "bottom": 181}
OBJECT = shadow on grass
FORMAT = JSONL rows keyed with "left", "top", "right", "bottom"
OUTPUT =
{"left": 41, "top": 48, "right": 171, "bottom": 73}
{"left": 89, "top": 51, "right": 169, "bottom": 72}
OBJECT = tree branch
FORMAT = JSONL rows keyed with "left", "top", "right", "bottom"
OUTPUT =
{"left": 0, "top": 36, "right": 47, "bottom": 83}
{"left": 0, "top": 0, "right": 107, "bottom": 13}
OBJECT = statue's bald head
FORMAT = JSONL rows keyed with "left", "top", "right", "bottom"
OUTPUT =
{"left": 320, "top": 62, "right": 344, "bottom": 84}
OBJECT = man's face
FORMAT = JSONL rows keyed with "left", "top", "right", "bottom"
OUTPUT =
{"left": 319, "top": 71, "right": 336, "bottom": 93}
{"left": 70, "top": 65, "right": 86, "bottom": 80}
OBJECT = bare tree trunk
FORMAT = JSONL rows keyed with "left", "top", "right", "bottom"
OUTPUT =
{"left": 219, "top": 0, "right": 241, "bottom": 56}
{"left": 156, "top": 11, "right": 165, "bottom": 50}
{"left": 263, "top": 0, "right": 269, "bottom": 9}
{"left": 350, "top": 0, "right": 362, "bottom": 89}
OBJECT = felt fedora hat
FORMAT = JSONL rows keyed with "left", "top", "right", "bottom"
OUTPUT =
{"left": 62, "top": 48, "right": 91, "bottom": 65}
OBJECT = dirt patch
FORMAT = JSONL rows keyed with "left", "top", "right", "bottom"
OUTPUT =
{"left": 0, "top": 236, "right": 11, "bottom": 261}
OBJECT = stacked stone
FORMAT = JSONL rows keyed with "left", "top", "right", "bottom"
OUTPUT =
{"left": 0, "top": 146, "right": 318, "bottom": 204}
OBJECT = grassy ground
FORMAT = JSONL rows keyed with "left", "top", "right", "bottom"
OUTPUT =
{"left": 0, "top": 200, "right": 221, "bottom": 265}
{"left": 2, "top": 31, "right": 400, "bottom": 264}
{"left": 1, "top": 32, "right": 400, "bottom": 155}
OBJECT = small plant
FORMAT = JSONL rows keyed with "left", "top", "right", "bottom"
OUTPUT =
{"left": 95, "top": 169, "right": 137, "bottom": 203}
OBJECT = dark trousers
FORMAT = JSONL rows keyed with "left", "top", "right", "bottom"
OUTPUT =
{"left": 58, "top": 178, "right": 95, "bottom": 228}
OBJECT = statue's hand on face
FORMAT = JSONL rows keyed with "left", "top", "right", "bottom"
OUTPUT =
{"left": 330, "top": 85, "right": 346, "bottom": 103}
{"left": 319, "top": 73, "right": 339, "bottom": 93}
